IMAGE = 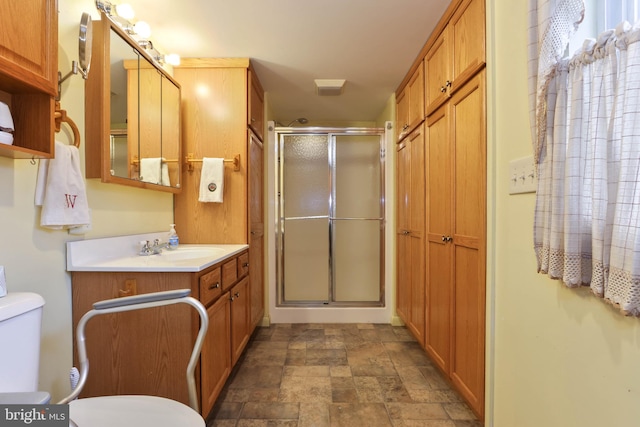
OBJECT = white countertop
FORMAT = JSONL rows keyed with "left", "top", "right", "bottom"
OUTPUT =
{"left": 66, "top": 233, "right": 248, "bottom": 272}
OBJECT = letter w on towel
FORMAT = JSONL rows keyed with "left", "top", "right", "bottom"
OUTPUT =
{"left": 35, "top": 141, "right": 91, "bottom": 229}
{"left": 199, "top": 157, "right": 224, "bottom": 203}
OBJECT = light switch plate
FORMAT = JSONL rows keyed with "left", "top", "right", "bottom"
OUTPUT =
{"left": 509, "top": 155, "right": 537, "bottom": 194}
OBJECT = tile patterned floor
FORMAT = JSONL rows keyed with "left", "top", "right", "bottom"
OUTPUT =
{"left": 206, "top": 323, "right": 483, "bottom": 427}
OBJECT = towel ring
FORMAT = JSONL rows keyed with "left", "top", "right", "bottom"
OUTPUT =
{"left": 54, "top": 101, "right": 81, "bottom": 148}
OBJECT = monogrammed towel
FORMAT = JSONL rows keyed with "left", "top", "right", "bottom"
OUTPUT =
{"left": 35, "top": 141, "right": 90, "bottom": 229}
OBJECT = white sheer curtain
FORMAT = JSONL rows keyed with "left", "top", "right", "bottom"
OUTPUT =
{"left": 531, "top": 0, "right": 640, "bottom": 315}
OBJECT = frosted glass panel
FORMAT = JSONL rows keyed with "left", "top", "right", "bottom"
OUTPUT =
{"left": 334, "top": 136, "right": 381, "bottom": 219}
{"left": 282, "top": 135, "right": 329, "bottom": 218}
{"left": 283, "top": 218, "right": 329, "bottom": 301}
{"left": 333, "top": 220, "right": 381, "bottom": 302}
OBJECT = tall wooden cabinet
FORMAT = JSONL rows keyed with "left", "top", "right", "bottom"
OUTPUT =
{"left": 173, "top": 58, "right": 265, "bottom": 330}
{"left": 426, "top": 71, "right": 486, "bottom": 417}
{"left": 395, "top": 0, "right": 486, "bottom": 420}
{"left": 0, "top": 0, "right": 57, "bottom": 159}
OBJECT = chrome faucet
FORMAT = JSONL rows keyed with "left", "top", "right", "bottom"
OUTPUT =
{"left": 139, "top": 239, "right": 168, "bottom": 256}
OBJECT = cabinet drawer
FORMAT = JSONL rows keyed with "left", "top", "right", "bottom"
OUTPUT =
{"left": 200, "top": 267, "right": 222, "bottom": 306}
{"left": 237, "top": 252, "right": 249, "bottom": 278}
{"left": 221, "top": 258, "right": 238, "bottom": 291}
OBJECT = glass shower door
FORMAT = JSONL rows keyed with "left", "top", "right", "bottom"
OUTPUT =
{"left": 332, "top": 135, "right": 383, "bottom": 303}
{"left": 278, "top": 131, "right": 384, "bottom": 306}
{"left": 280, "top": 134, "right": 330, "bottom": 302}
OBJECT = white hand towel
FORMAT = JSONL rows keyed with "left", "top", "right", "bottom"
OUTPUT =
{"left": 37, "top": 141, "right": 91, "bottom": 229}
{"left": 199, "top": 157, "right": 224, "bottom": 203}
{"left": 140, "top": 158, "right": 162, "bottom": 184}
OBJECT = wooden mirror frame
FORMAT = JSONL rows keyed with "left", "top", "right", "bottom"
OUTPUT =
{"left": 84, "top": 11, "right": 182, "bottom": 193}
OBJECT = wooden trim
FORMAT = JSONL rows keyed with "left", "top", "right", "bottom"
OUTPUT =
{"left": 178, "top": 58, "right": 251, "bottom": 69}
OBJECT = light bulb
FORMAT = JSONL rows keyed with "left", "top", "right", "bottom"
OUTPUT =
{"left": 133, "top": 21, "right": 151, "bottom": 39}
{"left": 115, "top": 3, "right": 135, "bottom": 20}
{"left": 164, "top": 54, "right": 181, "bottom": 66}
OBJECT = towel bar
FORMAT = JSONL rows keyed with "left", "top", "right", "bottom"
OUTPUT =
{"left": 185, "top": 153, "right": 240, "bottom": 172}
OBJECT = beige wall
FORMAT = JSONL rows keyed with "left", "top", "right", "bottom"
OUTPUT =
{"left": 488, "top": 0, "right": 640, "bottom": 425}
{"left": 0, "top": 0, "right": 173, "bottom": 400}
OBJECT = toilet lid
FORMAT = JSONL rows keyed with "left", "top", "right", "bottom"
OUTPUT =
{"left": 69, "top": 395, "right": 204, "bottom": 427}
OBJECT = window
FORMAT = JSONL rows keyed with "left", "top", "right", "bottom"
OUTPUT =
{"left": 598, "top": 0, "right": 640, "bottom": 31}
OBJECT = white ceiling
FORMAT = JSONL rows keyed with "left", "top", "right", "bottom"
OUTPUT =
{"left": 115, "top": 0, "right": 450, "bottom": 124}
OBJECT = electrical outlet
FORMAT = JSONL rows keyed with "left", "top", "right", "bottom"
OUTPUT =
{"left": 509, "top": 155, "right": 537, "bottom": 194}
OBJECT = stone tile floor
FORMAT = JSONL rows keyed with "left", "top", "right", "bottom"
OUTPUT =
{"left": 206, "top": 323, "right": 483, "bottom": 427}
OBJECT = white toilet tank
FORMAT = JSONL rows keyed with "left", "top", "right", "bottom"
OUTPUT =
{"left": 0, "top": 292, "right": 45, "bottom": 392}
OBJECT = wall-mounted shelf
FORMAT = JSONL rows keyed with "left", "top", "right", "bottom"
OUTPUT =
{"left": 0, "top": 0, "right": 58, "bottom": 159}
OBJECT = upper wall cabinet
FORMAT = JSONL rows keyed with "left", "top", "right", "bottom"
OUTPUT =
{"left": 85, "top": 12, "right": 182, "bottom": 193}
{"left": 396, "top": 62, "right": 424, "bottom": 142}
{"left": 425, "top": 0, "right": 485, "bottom": 116}
{"left": 0, "top": 0, "right": 57, "bottom": 159}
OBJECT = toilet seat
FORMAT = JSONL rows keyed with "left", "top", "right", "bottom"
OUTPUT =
{"left": 69, "top": 395, "right": 205, "bottom": 427}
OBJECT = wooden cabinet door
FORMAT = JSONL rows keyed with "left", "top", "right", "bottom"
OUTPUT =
{"left": 395, "top": 141, "right": 410, "bottom": 324}
{"left": 200, "top": 292, "right": 231, "bottom": 416}
{"left": 230, "top": 276, "right": 250, "bottom": 365}
{"left": 425, "top": 28, "right": 451, "bottom": 116}
{"left": 408, "top": 126, "right": 426, "bottom": 345}
{"left": 425, "top": 103, "right": 452, "bottom": 374}
{"left": 395, "top": 127, "right": 425, "bottom": 345}
{"left": 396, "top": 89, "right": 409, "bottom": 142}
{"left": 249, "top": 131, "right": 265, "bottom": 328}
{"left": 248, "top": 69, "right": 264, "bottom": 141}
{"left": 450, "top": 71, "right": 485, "bottom": 419}
{"left": 450, "top": 0, "right": 486, "bottom": 93}
{"left": 407, "top": 63, "right": 425, "bottom": 133}
{"left": 0, "top": 0, "right": 57, "bottom": 95}
{"left": 396, "top": 63, "right": 425, "bottom": 142}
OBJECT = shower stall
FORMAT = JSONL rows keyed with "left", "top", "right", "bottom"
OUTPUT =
{"left": 274, "top": 126, "right": 386, "bottom": 309}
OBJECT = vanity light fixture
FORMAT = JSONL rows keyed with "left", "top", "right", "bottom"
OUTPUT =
{"left": 95, "top": 0, "right": 179, "bottom": 70}
{"left": 133, "top": 21, "right": 151, "bottom": 40}
{"left": 157, "top": 53, "right": 181, "bottom": 66}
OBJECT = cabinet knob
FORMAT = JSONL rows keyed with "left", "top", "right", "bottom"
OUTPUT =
{"left": 209, "top": 281, "right": 220, "bottom": 290}
{"left": 242, "top": 262, "right": 249, "bottom": 268}
{"left": 440, "top": 86, "right": 447, "bottom": 93}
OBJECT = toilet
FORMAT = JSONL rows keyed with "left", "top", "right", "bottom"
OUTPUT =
{"left": 0, "top": 292, "right": 45, "bottom": 393}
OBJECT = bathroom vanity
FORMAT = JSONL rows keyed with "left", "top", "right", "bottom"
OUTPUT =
{"left": 67, "top": 234, "right": 252, "bottom": 416}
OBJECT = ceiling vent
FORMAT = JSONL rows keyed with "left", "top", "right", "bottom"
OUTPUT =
{"left": 315, "top": 79, "right": 346, "bottom": 96}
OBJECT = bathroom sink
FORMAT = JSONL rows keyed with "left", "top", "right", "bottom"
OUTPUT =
{"left": 66, "top": 233, "right": 248, "bottom": 272}
{"left": 156, "top": 247, "right": 226, "bottom": 261}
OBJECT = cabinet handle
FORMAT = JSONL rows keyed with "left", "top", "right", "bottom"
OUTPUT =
{"left": 404, "top": 230, "right": 410, "bottom": 235}
{"left": 441, "top": 235, "right": 446, "bottom": 242}
{"left": 445, "top": 80, "right": 452, "bottom": 88}
{"left": 440, "top": 86, "right": 447, "bottom": 93}
{"left": 235, "top": 292, "right": 240, "bottom": 298}
{"left": 230, "top": 291, "right": 240, "bottom": 301}
{"left": 209, "top": 281, "right": 220, "bottom": 290}
{"left": 242, "top": 262, "right": 249, "bottom": 268}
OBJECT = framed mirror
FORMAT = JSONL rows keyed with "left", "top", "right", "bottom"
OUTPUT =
{"left": 85, "top": 11, "right": 181, "bottom": 193}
